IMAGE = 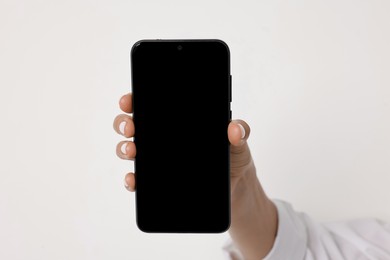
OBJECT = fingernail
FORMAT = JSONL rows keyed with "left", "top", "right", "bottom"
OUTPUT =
{"left": 119, "top": 121, "right": 126, "bottom": 135}
{"left": 121, "top": 142, "right": 127, "bottom": 155}
{"left": 238, "top": 123, "right": 245, "bottom": 139}
{"left": 124, "top": 178, "right": 129, "bottom": 188}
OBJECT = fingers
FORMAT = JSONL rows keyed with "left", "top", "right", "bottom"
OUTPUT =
{"left": 228, "top": 119, "right": 251, "bottom": 146}
{"left": 124, "top": 172, "right": 136, "bottom": 192}
{"left": 116, "top": 141, "right": 136, "bottom": 160}
{"left": 117, "top": 93, "right": 136, "bottom": 192}
{"left": 114, "top": 114, "right": 135, "bottom": 160}
{"left": 119, "top": 93, "right": 132, "bottom": 113}
{"left": 113, "top": 114, "right": 134, "bottom": 138}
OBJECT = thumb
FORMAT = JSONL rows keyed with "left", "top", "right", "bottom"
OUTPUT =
{"left": 228, "top": 119, "right": 250, "bottom": 146}
{"left": 228, "top": 120, "right": 253, "bottom": 177}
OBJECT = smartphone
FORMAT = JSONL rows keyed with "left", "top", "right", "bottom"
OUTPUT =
{"left": 130, "top": 39, "right": 231, "bottom": 233}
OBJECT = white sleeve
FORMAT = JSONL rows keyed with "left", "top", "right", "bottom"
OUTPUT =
{"left": 222, "top": 199, "right": 390, "bottom": 260}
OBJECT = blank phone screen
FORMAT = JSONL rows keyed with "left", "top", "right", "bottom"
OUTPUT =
{"left": 131, "top": 40, "right": 231, "bottom": 233}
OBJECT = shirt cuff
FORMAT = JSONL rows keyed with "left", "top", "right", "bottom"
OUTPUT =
{"left": 263, "top": 199, "right": 307, "bottom": 260}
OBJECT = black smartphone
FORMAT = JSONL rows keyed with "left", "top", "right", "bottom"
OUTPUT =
{"left": 130, "top": 39, "right": 231, "bottom": 233}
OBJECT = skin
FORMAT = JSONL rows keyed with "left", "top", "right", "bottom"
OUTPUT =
{"left": 113, "top": 93, "right": 278, "bottom": 259}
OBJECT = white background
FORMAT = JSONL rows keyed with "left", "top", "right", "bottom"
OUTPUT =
{"left": 1, "top": 0, "right": 389, "bottom": 259}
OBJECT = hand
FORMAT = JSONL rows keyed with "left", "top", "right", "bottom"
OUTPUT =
{"left": 113, "top": 92, "right": 277, "bottom": 260}
{"left": 113, "top": 92, "right": 252, "bottom": 193}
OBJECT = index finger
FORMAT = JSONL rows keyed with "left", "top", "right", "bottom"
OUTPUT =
{"left": 119, "top": 93, "right": 132, "bottom": 113}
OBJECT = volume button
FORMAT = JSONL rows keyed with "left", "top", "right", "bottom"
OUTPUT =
{"left": 229, "top": 75, "right": 232, "bottom": 102}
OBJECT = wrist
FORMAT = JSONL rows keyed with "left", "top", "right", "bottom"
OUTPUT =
{"left": 229, "top": 162, "right": 278, "bottom": 259}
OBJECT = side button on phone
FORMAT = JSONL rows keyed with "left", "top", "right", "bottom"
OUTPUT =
{"left": 229, "top": 75, "right": 232, "bottom": 102}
